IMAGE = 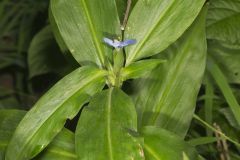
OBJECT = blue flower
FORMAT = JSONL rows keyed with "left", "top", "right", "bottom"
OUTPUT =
{"left": 103, "top": 37, "right": 136, "bottom": 49}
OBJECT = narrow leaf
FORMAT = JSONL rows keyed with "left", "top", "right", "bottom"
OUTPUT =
{"left": 125, "top": 0, "right": 205, "bottom": 65}
{"left": 6, "top": 66, "right": 106, "bottom": 160}
{"left": 193, "top": 114, "right": 240, "bottom": 147}
{"left": 50, "top": 0, "right": 121, "bottom": 67}
{"left": 75, "top": 88, "right": 144, "bottom": 160}
{"left": 207, "top": 59, "right": 240, "bottom": 126}
{"left": 131, "top": 6, "right": 207, "bottom": 137}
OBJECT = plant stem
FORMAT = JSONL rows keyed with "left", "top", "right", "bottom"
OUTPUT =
{"left": 193, "top": 114, "right": 240, "bottom": 147}
{"left": 121, "top": 0, "right": 132, "bottom": 31}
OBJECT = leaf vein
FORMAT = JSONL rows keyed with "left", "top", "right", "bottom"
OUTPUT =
{"left": 81, "top": 0, "right": 105, "bottom": 67}
{"left": 107, "top": 88, "right": 114, "bottom": 160}
{"left": 127, "top": 0, "right": 175, "bottom": 65}
{"left": 144, "top": 143, "right": 161, "bottom": 160}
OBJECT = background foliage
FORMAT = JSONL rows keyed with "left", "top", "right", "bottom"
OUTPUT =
{"left": 0, "top": 0, "right": 240, "bottom": 160}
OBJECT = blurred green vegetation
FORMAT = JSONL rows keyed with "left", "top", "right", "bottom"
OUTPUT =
{"left": 0, "top": 0, "right": 240, "bottom": 159}
{"left": 0, "top": 0, "right": 78, "bottom": 110}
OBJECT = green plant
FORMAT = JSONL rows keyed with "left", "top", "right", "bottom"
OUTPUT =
{"left": 0, "top": 0, "right": 77, "bottom": 110}
{"left": 1, "top": 0, "right": 240, "bottom": 160}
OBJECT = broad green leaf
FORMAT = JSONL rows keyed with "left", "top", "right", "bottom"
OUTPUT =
{"left": 121, "top": 59, "right": 165, "bottom": 80}
{"left": 207, "top": 59, "right": 240, "bottom": 126}
{"left": 142, "top": 126, "right": 198, "bottom": 160}
{"left": 34, "top": 129, "right": 77, "bottom": 160}
{"left": 28, "top": 25, "right": 70, "bottom": 78}
{"left": 124, "top": 0, "right": 205, "bottom": 65}
{"left": 131, "top": 7, "right": 207, "bottom": 137}
{"left": 206, "top": 0, "right": 240, "bottom": 94}
{"left": 75, "top": 88, "right": 144, "bottom": 160}
{"left": 208, "top": 40, "right": 240, "bottom": 84}
{"left": 49, "top": 10, "right": 68, "bottom": 54}
{"left": 0, "top": 109, "right": 77, "bottom": 160}
{"left": 50, "top": 0, "right": 121, "bottom": 67}
{"left": 207, "top": 0, "right": 240, "bottom": 45}
{"left": 0, "top": 110, "right": 25, "bottom": 159}
{"left": 49, "top": 10, "right": 82, "bottom": 72}
{"left": 5, "top": 66, "right": 107, "bottom": 160}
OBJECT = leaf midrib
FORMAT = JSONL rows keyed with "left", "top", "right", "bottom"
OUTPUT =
{"left": 46, "top": 147, "right": 77, "bottom": 158}
{"left": 107, "top": 88, "right": 113, "bottom": 160}
{"left": 144, "top": 143, "right": 161, "bottom": 160}
{"left": 80, "top": 0, "right": 105, "bottom": 67}
{"left": 126, "top": 0, "right": 176, "bottom": 65}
